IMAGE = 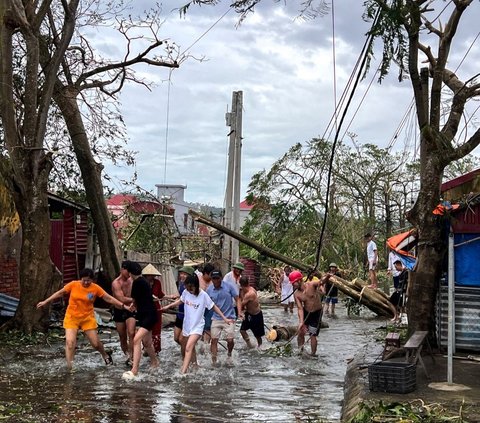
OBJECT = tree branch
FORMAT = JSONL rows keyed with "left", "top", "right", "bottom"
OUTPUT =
{"left": 76, "top": 40, "right": 178, "bottom": 88}
{"left": 33, "top": 0, "right": 53, "bottom": 31}
{"left": 35, "top": 0, "right": 80, "bottom": 147}
{"left": 430, "top": 0, "right": 471, "bottom": 128}
{"left": 450, "top": 128, "right": 480, "bottom": 162}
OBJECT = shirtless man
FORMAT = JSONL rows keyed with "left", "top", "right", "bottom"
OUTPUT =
{"left": 239, "top": 276, "right": 265, "bottom": 348}
{"left": 290, "top": 270, "right": 330, "bottom": 356}
{"left": 112, "top": 261, "right": 135, "bottom": 366}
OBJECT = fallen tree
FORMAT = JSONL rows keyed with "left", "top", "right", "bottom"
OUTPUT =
{"left": 190, "top": 210, "right": 395, "bottom": 318}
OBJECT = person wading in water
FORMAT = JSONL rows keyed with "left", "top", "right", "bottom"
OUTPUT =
{"left": 290, "top": 270, "right": 331, "bottom": 356}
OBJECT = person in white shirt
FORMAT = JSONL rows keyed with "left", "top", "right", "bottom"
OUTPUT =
{"left": 280, "top": 266, "right": 294, "bottom": 313}
{"left": 162, "top": 274, "right": 233, "bottom": 374}
{"left": 387, "top": 249, "right": 402, "bottom": 291}
{"left": 364, "top": 233, "right": 378, "bottom": 289}
{"left": 224, "top": 262, "right": 244, "bottom": 289}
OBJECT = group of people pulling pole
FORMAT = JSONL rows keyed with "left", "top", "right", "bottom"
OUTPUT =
{"left": 36, "top": 244, "right": 406, "bottom": 377}
{"left": 36, "top": 261, "right": 270, "bottom": 377}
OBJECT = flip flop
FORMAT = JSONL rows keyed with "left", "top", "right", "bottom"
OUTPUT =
{"left": 104, "top": 352, "right": 113, "bottom": 365}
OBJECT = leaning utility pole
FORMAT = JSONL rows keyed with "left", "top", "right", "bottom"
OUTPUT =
{"left": 223, "top": 91, "right": 243, "bottom": 268}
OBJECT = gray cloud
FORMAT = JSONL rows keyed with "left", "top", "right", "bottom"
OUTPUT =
{"left": 98, "top": 1, "right": 480, "bottom": 206}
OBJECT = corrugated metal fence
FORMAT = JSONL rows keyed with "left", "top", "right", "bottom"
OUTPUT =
{"left": 0, "top": 293, "right": 19, "bottom": 317}
{"left": 436, "top": 284, "right": 480, "bottom": 352}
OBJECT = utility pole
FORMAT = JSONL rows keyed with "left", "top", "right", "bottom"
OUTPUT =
{"left": 231, "top": 91, "right": 243, "bottom": 263}
{"left": 223, "top": 91, "right": 243, "bottom": 269}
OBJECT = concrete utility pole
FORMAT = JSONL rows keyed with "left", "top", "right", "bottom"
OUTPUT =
{"left": 232, "top": 91, "right": 243, "bottom": 263}
{"left": 223, "top": 91, "right": 243, "bottom": 268}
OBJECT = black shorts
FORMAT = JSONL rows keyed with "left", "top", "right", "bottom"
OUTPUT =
{"left": 304, "top": 309, "right": 322, "bottom": 336}
{"left": 174, "top": 316, "right": 184, "bottom": 329}
{"left": 113, "top": 307, "right": 136, "bottom": 323}
{"left": 240, "top": 311, "right": 265, "bottom": 338}
{"left": 136, "top": 312, "right": 157, "bottom": 331}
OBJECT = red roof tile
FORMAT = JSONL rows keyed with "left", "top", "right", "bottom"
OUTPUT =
{"left": 106, "top": 194, "right": 137, "bottom": 206}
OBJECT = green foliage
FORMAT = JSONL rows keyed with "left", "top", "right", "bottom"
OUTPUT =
{"left": 241, "top": 137, "right": 415, "bottom": 270}
{"left": 344, "top": 298, "right": 364, "bottom": 316}
{"left": 0, "top": 329, "right": 64, "bottom": 347}
{"left": 349, "top": 400, "right": 468, "bottom": 423}
{"left": 444, "top": 156, "right": 480, "bottom": 182}
{"left": 363, "top": 1, "right": 411, "bottom": 82}
{"left": 263, "top": 342, "right": 294, "bottom": 357}
{"left": 118, "top": 203, "right": 172, "bottom": 254}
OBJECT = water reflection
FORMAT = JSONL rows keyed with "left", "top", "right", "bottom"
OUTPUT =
{"left": 0, "top": 305, "right": 380, "bottom": 422}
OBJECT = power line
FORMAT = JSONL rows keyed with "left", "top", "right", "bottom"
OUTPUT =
{"left": 163, "top": 71, "right": 173, "bottom": 184}
{"left": 182, "top": 6, "right": 232, "bottom": 55}
{"left": 161, "top": 6, "right": 233, "bottom": 185}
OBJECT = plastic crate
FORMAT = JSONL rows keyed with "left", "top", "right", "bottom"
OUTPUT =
{"left": 368, "top": 361, "right": 416, "bottom": 393}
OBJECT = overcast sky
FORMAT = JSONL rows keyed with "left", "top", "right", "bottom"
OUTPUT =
{"left": 93, "top": 1, "right": 480, "bottom": 207}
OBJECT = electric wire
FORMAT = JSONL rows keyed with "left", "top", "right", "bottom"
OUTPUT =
{"left": 163, "top": 71, "right": 173, "bottom": 184}
{"left": 259, "top": 3, "right": 376, "bottom": 246}
{"left": 331, "top": 0, "right": 338, "bottom": 134}
{"left": 312, "top": 7, "right": 382, "bottom": 272}
{"left": 182, "top": 6, "right": 233, "bottom": 54}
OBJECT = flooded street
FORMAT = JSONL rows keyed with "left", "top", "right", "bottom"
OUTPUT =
{"left": 0, "top": 304, "right": 381, "bottom": 422}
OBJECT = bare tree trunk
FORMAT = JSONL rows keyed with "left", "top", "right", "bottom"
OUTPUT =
{"left": 0, "top": 1, "right": 79, "bottom": 332}
{"left": 5, "top": 157, "right": 55, "bottom": 332}
{"left": 54, "top": 86, "right": 121, "bottom": 280}
{"left": 407, "top": 136, "right": 446, "bottom": 334}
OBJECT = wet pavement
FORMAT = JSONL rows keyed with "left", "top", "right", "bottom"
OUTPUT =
{"left": 0, "top": 305, "right": 381, "bottom": 422}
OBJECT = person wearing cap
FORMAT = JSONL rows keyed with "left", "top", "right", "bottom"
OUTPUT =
{"left": 224, "top": 262, "right": 245, "bottom": 317}
{"left": 172, "top": 266, "right": 195, "bottom": 358}
{"left": 280, "top": 266, "right": 295, "bottom": 313}
{"left": 207, "top": 269, "right": 243, "bottom": 364}
{"left": 122, "top": 261, "right": 159, "bottom": 380}
{"left": 142, "top": 263, "right": 168, "bottom": 354}
{"left": 290, "top": 270, "right": 331, "bottom": 356}
{"left": 111, "top": 260, "right": 136, "bottom": 366}
{"left": 224, "top": 262, "right": 245, "bottom": 288}
{"left": 323, "top": 263, "right": 340, "bottom": 318}
{"left": 239, "top": 275, "right": 265, "bottom": 348}
{"left": 37, "top": 268, "right": 133, "bottom": 370}
{"left": 161, "top": 273, "right": 233, "bottom": 373}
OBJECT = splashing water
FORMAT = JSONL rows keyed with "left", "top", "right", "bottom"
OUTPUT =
{"left": 0, "top": 305, "right": 381, "bottom": 422}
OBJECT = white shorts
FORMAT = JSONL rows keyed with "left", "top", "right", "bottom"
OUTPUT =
{"left": 211, "top": 319, "right": 235, "bottom": 340}
{"left": 368, "top": 260, "right": 377, "bottom": 271}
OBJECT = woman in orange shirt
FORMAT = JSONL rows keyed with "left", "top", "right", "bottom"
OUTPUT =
{"left": 37, "top": 268, "right": 131, "bottom": 370}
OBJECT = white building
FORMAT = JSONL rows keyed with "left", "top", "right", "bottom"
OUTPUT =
{"left": 156, "top": 184, "right": 196, "bottom": 234}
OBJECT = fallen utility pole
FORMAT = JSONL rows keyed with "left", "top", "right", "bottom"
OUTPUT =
{"left": 189, "top": 210, "right": 395, "bottom": 318}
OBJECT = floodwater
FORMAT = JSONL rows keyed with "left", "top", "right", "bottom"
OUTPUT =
{"left": 0, "top": 304, "right": 382, "bottom": 422}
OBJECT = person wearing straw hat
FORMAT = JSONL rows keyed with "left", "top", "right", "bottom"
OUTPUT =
{"left": 142, "top": 263, "right": 166, "bottom": 354}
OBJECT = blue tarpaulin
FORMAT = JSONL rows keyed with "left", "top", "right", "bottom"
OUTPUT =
{"left": 454, "top": 233, "right": 480, "bottom": 286}
{"left": 398, "top": 254, "right": 416, "bottom": 271}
